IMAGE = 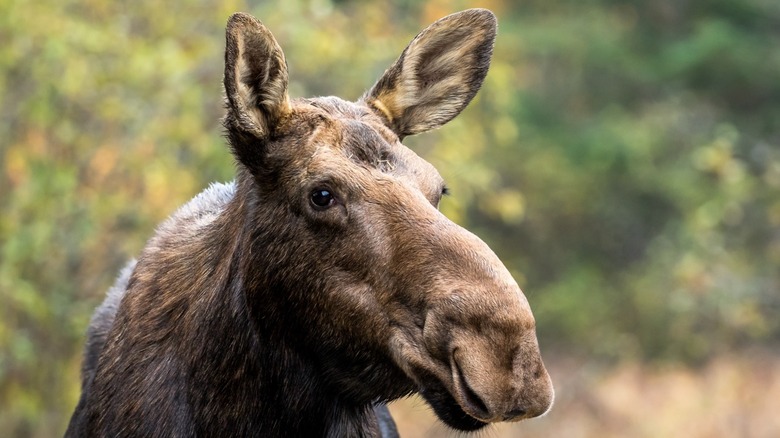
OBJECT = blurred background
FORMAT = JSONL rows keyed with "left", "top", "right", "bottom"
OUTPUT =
{"left": 1, "top": 0, "right": 779, "bottom": 436}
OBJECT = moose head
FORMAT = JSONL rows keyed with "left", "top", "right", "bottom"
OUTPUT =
{"left": 222, "top": 9, "right": 554, "bottom": 431}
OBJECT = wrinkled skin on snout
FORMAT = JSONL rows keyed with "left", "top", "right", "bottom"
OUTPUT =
{"left": 67, "top": 9, "right": 554, "bottom": 437}
{"left": 224, "top": 10, "right": 554, "bottom": 430}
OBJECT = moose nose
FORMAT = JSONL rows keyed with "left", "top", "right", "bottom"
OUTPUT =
{"left": 503, "top": 408, "right": 527, "bottom": 421}
{"left": 450, "top": 340, "right": 554, "bottom": 424}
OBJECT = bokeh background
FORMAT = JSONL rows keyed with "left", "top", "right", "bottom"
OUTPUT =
{"left": 2, "top": 0, "right": 779, "bottom": 436}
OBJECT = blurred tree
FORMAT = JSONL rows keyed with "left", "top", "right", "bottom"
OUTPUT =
{"left": 473, "top": 0, "right": 780, "bottom": 363}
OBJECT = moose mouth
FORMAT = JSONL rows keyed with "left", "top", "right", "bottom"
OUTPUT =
{"left": 416, "top": 358, "right": 490, "bottom": 431}
{"left": 419, "top": 382, "right": 488, "bottom": 431}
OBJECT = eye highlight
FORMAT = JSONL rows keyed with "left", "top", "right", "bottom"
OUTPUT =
{"left": 310, "top": 188, "right": 336, "bottom": 210}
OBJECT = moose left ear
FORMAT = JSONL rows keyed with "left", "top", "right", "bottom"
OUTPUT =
{"left": 362, "top": 9, "right": 497, "bottom": 138}
{"left": 223, "top": 12, "right": 291, "bottom": 141}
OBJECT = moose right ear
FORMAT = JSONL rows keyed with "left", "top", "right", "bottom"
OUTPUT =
{"left": 362, "top": 9, "right": 496, "bottom": 139}
{"left": 223, "top": 13, "right": 291, "bottom": 154}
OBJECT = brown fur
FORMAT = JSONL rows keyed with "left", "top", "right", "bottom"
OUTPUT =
{"left": 66, "top": 9, "right": 553, "bottom": 437}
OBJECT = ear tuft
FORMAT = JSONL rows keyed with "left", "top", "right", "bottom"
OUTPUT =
{"left": 224, "top": 12, "right": 291, "bottom": 140}
{"left": 362, "top": 9, "right": 497, "bottom": 137}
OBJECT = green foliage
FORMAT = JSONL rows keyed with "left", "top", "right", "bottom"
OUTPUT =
{"left": 475, "top": 1, "right": 780, "bottom": 364}
{"left": 1, "top": 0, "right": 778, "bottom": 435}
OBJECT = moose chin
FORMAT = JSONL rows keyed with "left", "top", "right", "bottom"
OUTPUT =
{"left": 66, "top": 9, "right": 553, "bottom": 437}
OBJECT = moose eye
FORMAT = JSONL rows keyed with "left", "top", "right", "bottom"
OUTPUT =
{"left": 310, "top": 189, "right": 336, "bottom": 210}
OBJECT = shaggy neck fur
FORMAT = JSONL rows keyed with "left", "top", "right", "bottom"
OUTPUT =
{"left": 66, "top": 174, "right": 397, "bottom": 437}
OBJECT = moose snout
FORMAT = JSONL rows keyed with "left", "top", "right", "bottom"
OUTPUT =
{"left": 448, "top": 335, "right": 554, "bottom": 423}
{"left": 405, "top": 218, "right": 554, "bottom": 426}
{"left": 420, "top": 292, "right": 554, "bottom": 425}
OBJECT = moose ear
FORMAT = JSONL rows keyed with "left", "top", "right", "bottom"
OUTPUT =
{"left": 362, "top": 9, "right": 497, "bottom": 138}
{"left": 223, "top": 13, "right": 291, "bottom": 142}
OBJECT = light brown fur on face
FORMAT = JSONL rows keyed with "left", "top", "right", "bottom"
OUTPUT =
{"left": 252, "top": 90, "right": 555, "bottom": 427}
{"left": 67, "top": 9, "right": 553, "bottom": 437}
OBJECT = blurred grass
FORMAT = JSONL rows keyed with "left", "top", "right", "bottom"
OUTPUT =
{"left": 1, "top": 0, "right": 779, "bottom": 436}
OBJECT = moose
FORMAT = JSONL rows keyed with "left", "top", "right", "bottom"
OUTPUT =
{"left": 66, "top": 9, "right": 554, "bottom": 437}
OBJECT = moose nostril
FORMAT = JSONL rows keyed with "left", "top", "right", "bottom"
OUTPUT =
{"left": 453, "top": 358, "right": 490, "bottom": 418}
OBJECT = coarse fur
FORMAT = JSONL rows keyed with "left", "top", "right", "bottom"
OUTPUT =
{"left": 66, "top": 9, "right": 554, "bottom": 437}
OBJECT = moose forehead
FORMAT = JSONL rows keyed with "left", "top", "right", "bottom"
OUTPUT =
{"left": 278, "top": 96, "right": 446, "bottom": 198}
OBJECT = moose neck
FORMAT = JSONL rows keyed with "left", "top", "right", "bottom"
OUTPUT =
{"left": 179, "top": 171, "right": 389, "bottom": 436}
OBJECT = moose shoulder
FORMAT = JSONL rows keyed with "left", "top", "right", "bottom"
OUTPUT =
{"left": 66, "top": 9, "right": 554, "bottom": 437}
